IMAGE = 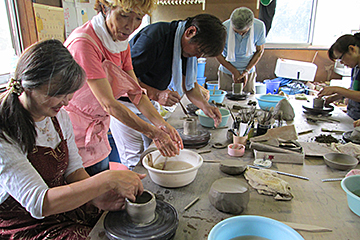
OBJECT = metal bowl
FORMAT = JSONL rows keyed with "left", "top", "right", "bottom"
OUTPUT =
{"left": 323, "top": 153, "right": 359, "bottom": 171}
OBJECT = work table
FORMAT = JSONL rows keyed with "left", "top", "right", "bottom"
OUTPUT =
{"left": 89, "top": 95, "right": 360, "bottom": 240}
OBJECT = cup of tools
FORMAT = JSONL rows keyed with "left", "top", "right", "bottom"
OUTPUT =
{"left": 233, "top": 135, "right": 248, "bottom": 146}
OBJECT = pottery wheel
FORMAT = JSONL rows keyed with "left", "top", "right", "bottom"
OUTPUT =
{"left": 177, "top": 128, "right": 211, "bottom": 148}
{"left": 303, "top": 111, "right": 332, "bottom": 117}
{"left": 104, "top": 200, "right": 178, "bottom": 240}
{"left": 226, "top": 92, "right": 249, "bottom": 101}
{"left": 302, "top": 104, "right": 334, "bottom": 115}
{"left": 343, "top": 131, "right": 360, "bottom": 144}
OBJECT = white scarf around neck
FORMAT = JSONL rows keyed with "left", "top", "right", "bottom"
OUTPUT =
{"left": 226, "top": 21, "right": 255, "bottom": 62}
{"left": 91, "top": 13, "right": 128, "bottom": 53}
{"left": 168, "top": 21, "right": 197, "bottom": 97}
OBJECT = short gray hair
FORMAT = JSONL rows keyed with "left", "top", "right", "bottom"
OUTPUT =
{"left": 230, "top": 7, "right": 254, "bottom": 31}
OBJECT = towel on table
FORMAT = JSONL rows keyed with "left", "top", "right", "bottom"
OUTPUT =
{"left": 244, "top": 167, "right": 293, "bottom": 201}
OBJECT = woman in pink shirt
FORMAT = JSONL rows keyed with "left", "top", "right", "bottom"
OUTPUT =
{"left": 65, "top": 0, "right": 183, "bottom": 175}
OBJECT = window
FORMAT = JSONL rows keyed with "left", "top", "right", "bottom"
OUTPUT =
{"left": 265, "top": 0, "right": 360, "bottom": 48}
{"left": 0, "top": 0, "right": 22, "bottom": 87}
{"left": 266, "top": 0, "right": 314, "bottom": 45}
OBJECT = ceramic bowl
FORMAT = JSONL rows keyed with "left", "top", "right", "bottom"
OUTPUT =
{"left": 142, "top": 149, "right": 203, "bottom": 188}
{"left": 208, "top": 90, "right": 227, "bottom": 103}
{"left": 208, "top": 215, "right": 304, "bottom": 240}
{"left": 323, "top": 153, "right": 359, "bottom": 171}
{"left": 255, "top": 94, "right": 286, "bottom": 111}
{"left": 196, "top": 108, "right": 230, "bottom": 128}
{"left": 341, "top": 175, "right": 360, "bottom": 217}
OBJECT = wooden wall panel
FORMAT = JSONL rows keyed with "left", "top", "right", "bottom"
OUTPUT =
{"left": 17, "top": 0, "right": 38, "bottom": 50}
{"left": 204, "top": 49, "right": 342, "bottom": 83}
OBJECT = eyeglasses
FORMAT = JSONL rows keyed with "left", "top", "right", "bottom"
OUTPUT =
{"left": 337, "top": 51, "right": 347, "bottom": 61}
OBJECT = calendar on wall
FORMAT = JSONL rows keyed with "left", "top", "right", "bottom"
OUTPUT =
{"left": 33, "top": 3, "right": 65, "bottom": 42}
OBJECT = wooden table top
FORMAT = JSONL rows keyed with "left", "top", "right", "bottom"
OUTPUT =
{"left": 89, "top": 95, "right": 360, "bottom": 240}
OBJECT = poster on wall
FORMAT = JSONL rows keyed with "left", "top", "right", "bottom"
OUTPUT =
{"left": 63, "top": 0, "right": 97, "bottom": 38}
{"left": 33, "top": 3, "right": 65, "bottom": 42}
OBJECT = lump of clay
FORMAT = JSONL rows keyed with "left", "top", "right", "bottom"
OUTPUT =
{"left": 350, "top": 126, "right": 360, "bottom": 142}
{"left": 274, "top": 98, "right": 295, "bottom": 121}
{"left": 208, "top": 177, "right": 249, "bottom": 214}
{"left": 219, "top": 160, "right": 247, "bottom": 175}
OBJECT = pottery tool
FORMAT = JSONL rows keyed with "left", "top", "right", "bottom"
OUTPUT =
{"left": 203, "top": 159, "right": 221, "bottom": 163}
{"left": 282, "top": 221, "right": 332, "bottom": 232}
{"left": 178, "top": 101, "right": 190, "bottom": 119}
{"left": 321, "top": 177, "right": 344, "bottom": 182}
{"left": 227, "top": 106, "right": 236, "bottom": 122}
{"left": 213, "top": 86, "right": 216, "bottom": 95}
{"left": 248, "top": 165, "right": 309, "bottom": 181}
{"left": 183, "top": 197, "right": 200, "bottom": 212}
{"left": 197, "top": 149, "right": 211, "bottom": 154}
{"left": 229, "top": 128, "right": 238, "bottom": 136}
{"left": 297, "top": 129, "right": 313, "bottom": 135}
{"left": 321, "top": 128, "right": 345, "bottom": 134}
{"left": 162, "top": 157, "right": 168, "bottom": 170}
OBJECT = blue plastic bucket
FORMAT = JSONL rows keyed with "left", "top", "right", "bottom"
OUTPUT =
{"left": 197, "top": 77, "right": 207, "bottom": 87}
{"left": 197, "top": 62, "right": 206, "bottom": 78}
{"left": 206, "top": 81, "right": 219, "bottom": 90}
{"left": 108, "top": 132, "right": 121, "bottom": 163}
{"left": 264, "top": 79, "right": 281, "bottom": 94}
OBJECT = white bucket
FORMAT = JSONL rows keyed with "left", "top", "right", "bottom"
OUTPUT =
{"left": 255, "top": 83, "right": 266, "bottom": 94}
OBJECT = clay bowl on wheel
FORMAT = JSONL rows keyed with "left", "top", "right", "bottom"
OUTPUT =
{"left": 142, "top": 149, "right": 203, "bottom": 188}
{"left": 323, "top": 153, "right": 359, "bottom": 171}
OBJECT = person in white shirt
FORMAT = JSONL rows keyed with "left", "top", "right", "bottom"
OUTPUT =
{"left": 216, "top": 7, "right": 266, "bottom": 94}
{"left": 0, "top": 39, "right": 145, "bottom": 239}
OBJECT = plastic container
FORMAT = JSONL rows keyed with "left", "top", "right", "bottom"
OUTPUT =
{"left": 264, "top": 79, "right": 281, "bottom": 94}
{"left": 227, "top": 143, "right": 245, "bottom": 157}
{"left": 341, "top": 175, "right": 360, "bottom": 217}
{"left": 255, "top": 83, "right": 266, "bottom": 94}
{"left": 206, "top": 81, "right": 219, "bottom": 90}
{"left": 280, "top": 86, "right": 305, "bottom": 95}
{"left": 208, "top": 89, "right": 226, "bottom": 103}
{"left": 196, "top": 108, "right": 230, "bottom": 128}
{"left": 208, "top": 215, "right": 304, "bottom": 240}
{"left": 197, "top": 58, "right": 206, "bottom": 78}
{"left": 197, "top": 77, "right": 207, "bottom": 87}
{"left": 255, "top": 94, "right": 286, "bottom": 110}
{"left": 142, "top": 149, "right": 203, "bottom": 188}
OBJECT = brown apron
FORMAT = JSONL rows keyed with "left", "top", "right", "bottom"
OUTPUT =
{"left": 0, "top": 117, "right": 102, "bottom": 239}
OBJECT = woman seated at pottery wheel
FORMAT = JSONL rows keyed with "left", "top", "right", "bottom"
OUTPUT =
{"left": 318, "top": 33, "right": 360, "bottom": 121}
{"left": 0, "top": 40, "right": 145, "bottom": 239}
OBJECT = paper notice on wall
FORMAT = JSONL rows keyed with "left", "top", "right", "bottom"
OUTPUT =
{"left": 62, "top": 0, "right": 96, "bottom": 38}
{"left": 33, "top": 3, "right": 65, "bottom": 42}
